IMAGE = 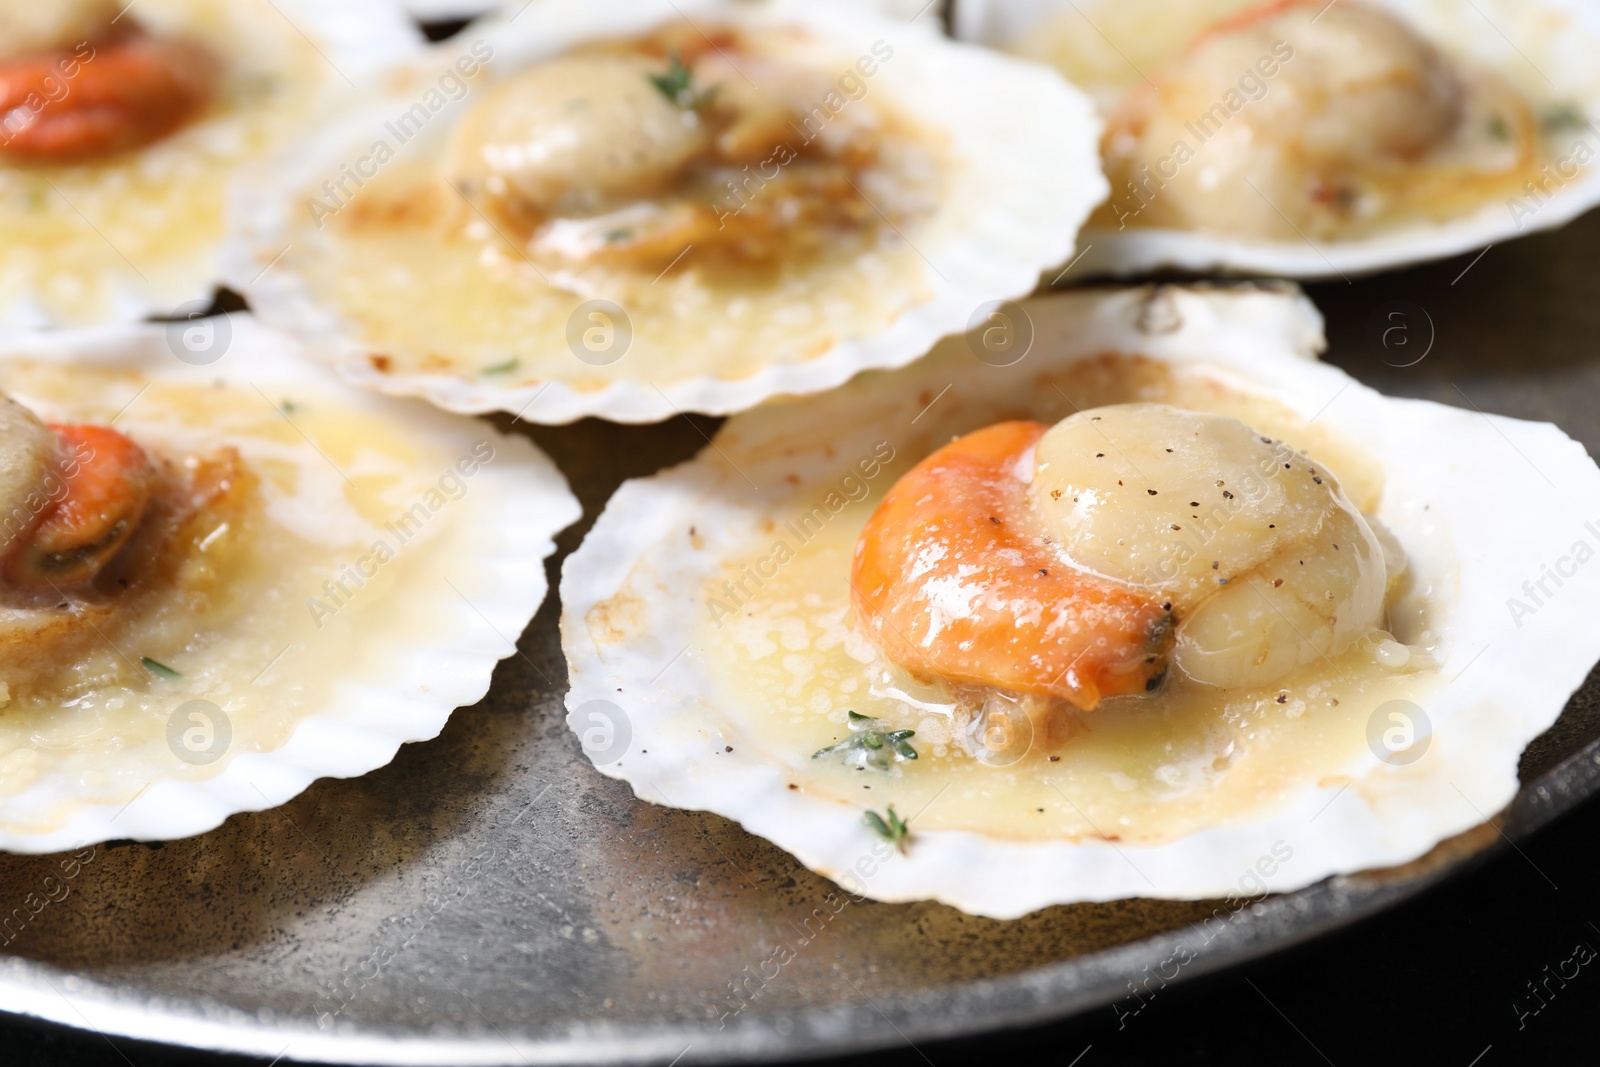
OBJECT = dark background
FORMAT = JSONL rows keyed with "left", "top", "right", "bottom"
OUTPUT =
{"left": 5, "top": 790, "right": 1595, "bottom": 1065}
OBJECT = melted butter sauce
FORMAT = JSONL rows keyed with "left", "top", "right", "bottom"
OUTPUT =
{"left": 0, "top": 360, "right": 495, "bottom": 831}
{"left": 691, "top": 362, "right": 1447, "bottom": 845}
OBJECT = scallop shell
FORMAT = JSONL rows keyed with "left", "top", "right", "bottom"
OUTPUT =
{"left": 955, "top": 0, "right": 1600, "bottom": 279}
{"left": 0, "top": 0, "right": 422, "bottom": 330}
{"left": 0, "top": 314, "right": 579, "bottom": 853}
{"left": 392, "top": 0, "right": 941, "bottom": 22}
{"left": 560, "top": 283, "right": 1600, "bottom": 917}
{"left": 390, "top": 0, "right": 494, "bottom": 19}
{"left": 224, "top": 0, "right": 1107, "bottom": 423}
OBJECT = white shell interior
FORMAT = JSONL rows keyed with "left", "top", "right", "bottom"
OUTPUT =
{"left": 561, "top": 284, "right": 1600, "bottom": 917}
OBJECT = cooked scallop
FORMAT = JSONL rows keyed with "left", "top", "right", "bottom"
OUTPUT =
{"left": 561, "top": 284, "right": 1600, "bottom": 917}
{"left": 0, "top": 0, "right": 420, "bottom": 328}
{"left": 1026, "top": 404, "right": 1389, "bottom": 689}
{"left": 957, "top": 0, "right": 1600, "bottom": 277}
{"left": 225, "top": 0, "right": 1106, "bottom": 422}
{"left": 0, "top": 316, "right": 578, "bottom": 853}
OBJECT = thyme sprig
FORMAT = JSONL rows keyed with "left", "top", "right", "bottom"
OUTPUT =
{"left": 1542, "top": 102, "right": 1586, "bottom": 133}
{"left": 648, "top": 51, "right": 717, "bottom": 110}
{"left": 812, "top": 710, "right": 918, "bottom": 772}
{"left": 141, "top": 656, "right": 182, "bottom": 680}
{"left": 864, "top": 805, "right": 910, "bottom": 853}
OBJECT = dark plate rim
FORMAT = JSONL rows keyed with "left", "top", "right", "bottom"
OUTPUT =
{"left": 0, "top": 728, "right": 1594, "bottom": 1067}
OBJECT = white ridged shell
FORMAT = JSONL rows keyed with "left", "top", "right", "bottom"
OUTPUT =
{"left": 0, "top": 315, "right": 579, "bottom": 853}
{"left": 560, "top": 284, "right": 1600, "bottom": 917}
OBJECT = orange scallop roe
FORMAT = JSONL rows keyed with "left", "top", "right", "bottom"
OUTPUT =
{"left": 850, "top": 420, "right": 1173, "bottom": 711}
{"left": 4, "top": 424, "right": 155, "bottom": 589}
{"left": 0, "top": 31, "right": 217, "bottom": 163}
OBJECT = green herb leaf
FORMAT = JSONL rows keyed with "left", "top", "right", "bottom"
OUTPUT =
{"left": 648, "top": 51, "right": 716, "bottom": 110}
{"left": 864, "top": 805, "right": 910, "bottom": 853}
{"left": 481, "top": 358, "right": 520, "bottom": 375}
{"left": 812, "top": 713, "right": 918, "bottom": 772}
{"left": 280, "top": 399, "right": 298, "bottom": 414}
{"left": 649, "top": 51, "right": 692, "bottom": 104}
{"left": 603, "top": 229, "right": 633, "bottom": 243}
{"left": 1542, "top": 102, "right": 1586, "bottom": 132}
{"left": 1487, "top": 115, "right": 1510, "bottom": 142}
{"left": 141, "top": 656, "right": 182, "bottom": 680}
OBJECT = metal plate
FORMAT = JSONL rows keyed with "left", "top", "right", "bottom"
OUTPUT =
{"left": 2, "top": 208, "right": 1599, "bottom": 1066}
